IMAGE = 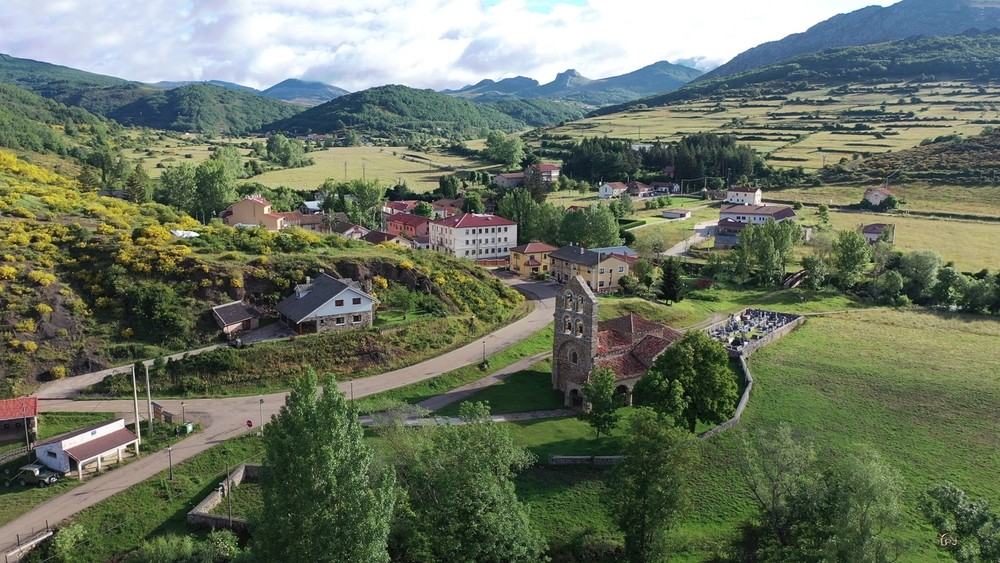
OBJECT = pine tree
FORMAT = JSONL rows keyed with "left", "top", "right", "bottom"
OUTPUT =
{"left": 660, "top": 257, "right": 685, "bottom": 304}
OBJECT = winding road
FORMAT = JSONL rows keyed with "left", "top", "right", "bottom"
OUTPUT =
{"left": 0, "top": 276, "right": 558, "bottom": 556}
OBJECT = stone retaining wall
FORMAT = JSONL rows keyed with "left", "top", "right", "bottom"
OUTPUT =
{"left": 187, "top": 464, "right": 260, "bottom": 532}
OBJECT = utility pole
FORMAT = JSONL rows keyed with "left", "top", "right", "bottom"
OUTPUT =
{"left": 22, "top": 404, "right": 30, "bottom": 461}
{"left": 167, "top": 446, "right": 173, "bottom": 481}
{"left": 145, "top": 363, "right": 153, "bottom": 433}
{"left": 131, "top": 365, "right": 141, "bottom": 453}
{"left": 258, "top": 398, "right": 264, "bottom": 429}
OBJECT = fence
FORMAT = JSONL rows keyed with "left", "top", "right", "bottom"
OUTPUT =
{"left": 547, "top": 455, "right": 625, "bottom": 466}
{"left": 2, "top": 522, "right": 52, "bottom": 563}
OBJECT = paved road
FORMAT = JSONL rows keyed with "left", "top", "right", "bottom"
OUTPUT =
{"left": 662, "top": 219, "right": 718, "bottom": 257}
{"left": 0, "top": 277, "right": 558, "bottom": 555}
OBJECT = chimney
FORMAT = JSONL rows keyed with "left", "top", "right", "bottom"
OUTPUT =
{"left": 579, "top": 247, "right": 584, "bottom": 255}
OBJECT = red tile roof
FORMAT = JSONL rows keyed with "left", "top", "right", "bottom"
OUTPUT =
{"left": 591, "top": 314, "right": 683, "bottom": 381}
{"left": 603, "top": 182, "right": 628, "bottom": 190}
{"left": 385, "top": 200, "right": 419, "bottom": 212}
{"left": 720, "top": 204, "right": 796, "bottom": 221}
{"left": 65, "top": 427, "right": 139, "bottom": 462}
{"left": 862, "top": 223, "right": 890, "bottom": 235}
{"left": 0, "top": 397, "right": 37, "bottom": 421}
{"left": 431, "top": 213, "right": 517, "bottom": 229}
{"left": 594, "top": 353, "right": 648, "bottom": 381}
{"left": 600, "top": 313, "right": 670, "bottom": 339}
{"left": 388, "top": 213, "right": 430, "bottom": 228}
{"left": 535, "top": 164, "right": 560, "bottom": 172}
{"left": 511, "top": 242, "right": 558, "bottom": 254}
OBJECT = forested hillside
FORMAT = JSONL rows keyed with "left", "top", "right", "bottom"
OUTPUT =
{"left": 108, "top": 84, "right": 302, "bottom": 134}
{"left": 0, "top": 82, "right": 115, "bottom": 155}
{"left": 267, "top": 84, "right": 526, "bottom": 137}
{"left": 484, "top": 98, "right": 584, "bottom": 127}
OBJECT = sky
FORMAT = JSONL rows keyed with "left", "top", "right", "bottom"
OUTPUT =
{"left": 0, "top": 0, "right": 899, "bottom": 92}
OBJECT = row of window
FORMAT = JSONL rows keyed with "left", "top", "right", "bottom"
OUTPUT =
{"left": 333, "top": 297, "right": 363, "bottom": 307}
{"left": 462, "top": 237, "right": 509, "bottom": 244}
{"left": 463, "top": 227, "right": 510, "bottom": 234}
{"left": 597, "top": 266, "right": 626, "bottom": 274}
{"left": 334, "top": 315, "right": 364, "bottom": 325}
{"left": 464, "top": 247, "right": 509, "bottom": 256}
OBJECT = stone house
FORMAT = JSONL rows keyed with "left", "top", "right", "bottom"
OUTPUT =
{"left": 551, "top": 276, "right": 682, "bottom": 407}
{"left": 549, "top": 245, "right": 631, "bottom": 293}
{"left": 276, "top": 274, "right": 379, "bottom": 334}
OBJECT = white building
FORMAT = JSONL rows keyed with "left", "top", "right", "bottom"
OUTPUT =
{"left": 276, "top": 274, "right": 379, "bottom": 334}
{"left": 725, "top": 187, "right": 763, "bottom": 205}
{"left": 598, "top": 182, "right": 628, "bottom": 199}
{"left": 429, "top": 213, "right": 518, "bottom": 260}
{"left": 34, "top": 418, "right": 139, "bottom": 479}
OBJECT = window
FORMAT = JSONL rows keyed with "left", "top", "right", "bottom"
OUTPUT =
{"left": 618, "top": 266, "right": 625, "bottom": 273}
{"left": 335, "top": 317, "right": 345, "bottom": 325}
{"left": 352, "top": 297, "right": 361, "bottom": 305}
{"left": 47, "top": 451, "right": 57, "bottom": 459}
{"left": 564, "top": 315, "right": 572, "bottom": 332}
{"left": 353, "top": 315, "right": 362, "bottom": 323}
{"left": 570, "top": 350, "right": 578, "bottom": 365}
{"left": 599, "top": 281, "right": 606, "bottom": 287}
{"left": 599, "top": 268, "right": 605, "bottom": 274}
{"left": 576, "top": 320, "right": 584, "bottom": 337}
{"left": 335, "top": 299, "right": 344, "bottom": 307}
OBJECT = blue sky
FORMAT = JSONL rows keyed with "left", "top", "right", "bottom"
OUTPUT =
{"left": 0, "top": 0, "right": 898, "bottom": 91}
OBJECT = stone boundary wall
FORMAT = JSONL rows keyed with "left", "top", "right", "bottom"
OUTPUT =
{"left": 187, "top": 464, "right": 260, "bottom": 532}
{"left": 548, "top": 455, "right": 625, "bottom": 466}
{"left": 738, "top": 316, "right": 806, "bottom": 358}
{"left": 699, "top": 355, "right": 753, "bottom": 440}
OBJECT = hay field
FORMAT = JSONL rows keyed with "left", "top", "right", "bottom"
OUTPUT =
{"left": 543, "top": 80, "right": 1000, "bottom": 171}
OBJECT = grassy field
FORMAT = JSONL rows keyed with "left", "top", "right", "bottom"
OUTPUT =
{"left": 353, "top": 325, "right": 554, "bottom": 414}
{"left": 814, "top": 209, "right": 1000, "bottom": 271}
{"left": 239, "top": 146, "right": 490, "bottom": 192}
{"left": 765, "top": 183, "right": 1000, "bottom": 218}
{"left": 433, "top": 357, "right": 565, "bottom": 417}
{"left": 542, "top": 80, "right": 1000, "bottom": 171}
{"left": 630, "top": 206, "right": 719, "bottom": 254}
{"left": 208, "top": 481, "right": 261, "bottom": 520}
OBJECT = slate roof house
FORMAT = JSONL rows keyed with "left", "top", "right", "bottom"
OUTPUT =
{"left": 276, "top": 274, "right": 379, "bottom": 334}
{"left": 552, "top": 277, "right": 683, "bottom": 407}
{"left": 549, "top": 245, "right": 631, "bottom": 293}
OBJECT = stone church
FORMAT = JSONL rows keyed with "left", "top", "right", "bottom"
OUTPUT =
{"left": 552, "top": 276, "right": 683, "bottom": 407}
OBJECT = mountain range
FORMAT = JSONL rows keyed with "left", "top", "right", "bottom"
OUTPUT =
{"left": 443, "top": 61, "right": 704, "bottom": 106}
{"left": 698, "top": 0, "right": 1000, "bottom": 82}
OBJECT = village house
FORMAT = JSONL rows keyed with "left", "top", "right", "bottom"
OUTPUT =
{"left": 662, "top": 209, "right": 692, "bottom": 220}
{"left": 551, "top": 276, "right": 683, "bottom": 407}
{"left": 532, "top": 163, "right": 561, "bottom": 185}
{"left": 220, "top": 195, "right": 287, "bottom": 231}
{"left": 651, "top": 181, "right": 679, "bottom": 194}
{"left": 626, "top": 180, "right": 654, "bottom": 198}
{"left": 725, "top": 187, "right": 763, "bottom": 205}
{"left": 330, "top": 219, "right": 370, "bottom": 240}
{"left": 429, "top": 213, "right": 518, "bottom": 261}
{"left": 493, "top": 172, "right": 525, "bottom": 189}
{"left": 549, "top": 245, "right": 631, "bottom": 292}
{"left": 381, "top": 200, "right": 420, "bottom": 216}
{"left": 864, "top": 186, "right": 893, "bottom": 207}
{"left": 431, "top": 198, "right": 464, "bottom": 218}
{"left": 211, "top": 301, "right": 261, "bottom": 335}
{"left": 862, "top": 223, "right": 895, "bottom": 244}
{"left": 509, "top": 242, "right": 559, "bottom": 277}
{"left": 34, "top": 418, "right": 140, "bottom": 480}
{"left": 715, "top": 203, "right": 797, "bottom": 249}
{"left": 386, "top": 213, "right": 430, "bottom": 240}
{"left": 276, "top": 274, "right": 378, "bottom": 334}
{"left": 362, "top": 231, "right": 410, "bottom": 246}
{"left": 598, "top": 182, "right": 629, "bottom": 199}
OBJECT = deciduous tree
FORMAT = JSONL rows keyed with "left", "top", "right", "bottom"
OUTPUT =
{"left": 832, "top": 229, "right": 872, "bottom": 288}
{"left": 253, "top": 371, "right": 396, "bottom": 563}
{"left": 635, "top": 331, "right": 735, "bottom": 432}
{"left": 580, "top": 366, "right": 620, "bottom": 442}
{"left": 611, "top": 407, "right": 699, "bottom": 563}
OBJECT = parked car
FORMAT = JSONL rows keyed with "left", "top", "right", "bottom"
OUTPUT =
{"left": 3, "top": 463, "right": 60, "bottom": 487}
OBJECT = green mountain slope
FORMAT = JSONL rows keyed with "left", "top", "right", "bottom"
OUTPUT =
{"left": 0, "top": 82, "right": 113, "bottom": 154}
{"left": 483, "top": 98, "right": 585, "bottom": 127}
{"left": 700, "top": 0, "right": 1000, "bottom": 82}
{"left": 595, "top": 30, "right": 1000, "bottom": 116}
{"left": 262, "top": 79, "right": 350, "bottom": 107}
{"left": 266, "top": 84, "right": 525, "bottom": 137}
{"left": 107, "top": 84, "right": 302, "bottom": 134}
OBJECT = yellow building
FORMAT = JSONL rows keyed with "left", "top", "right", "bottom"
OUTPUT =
{"left": 549, "top": 245, "right": 631, "bottom": 293}
{"left": 509, "top": 242, "right": 558, "bottom": 277}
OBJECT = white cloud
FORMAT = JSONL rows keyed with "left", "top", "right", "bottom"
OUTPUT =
{"left": 0, "top": 0, "right": 897, "bottom": 91}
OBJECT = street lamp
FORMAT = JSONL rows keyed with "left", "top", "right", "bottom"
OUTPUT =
{"left": 181, "top": 401, "right": 186, "bottom": 425}
{"left": 482, "top": 340, "right": 487, "bottom": 364}
{"left": 258, "top": 398, "right": 264, "bottom": 429}
{"left": 167, "top": 446, "right": 173, "bottom": 481}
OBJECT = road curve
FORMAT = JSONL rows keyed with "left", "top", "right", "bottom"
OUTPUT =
{"left": 0, "top": 276, "right": 557, "bottom": 555}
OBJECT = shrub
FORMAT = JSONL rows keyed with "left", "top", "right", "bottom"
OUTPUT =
{"left": 0, "top": 265, "right": 16, "bottom": 280}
